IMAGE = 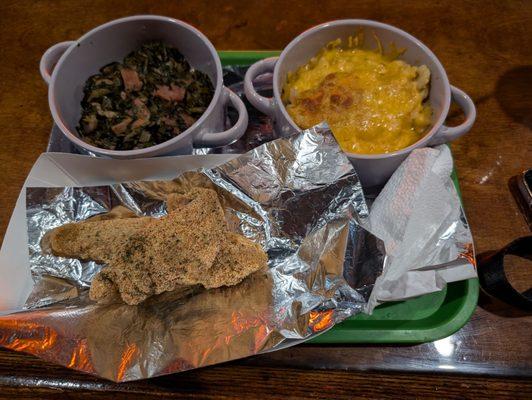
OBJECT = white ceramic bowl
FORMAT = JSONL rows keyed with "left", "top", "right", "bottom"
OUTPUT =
{"left": 244, "top": 19, "right": 476, "bottom": 187}
{"left": 40, "top": 15, "right": 248, "bottom": 158}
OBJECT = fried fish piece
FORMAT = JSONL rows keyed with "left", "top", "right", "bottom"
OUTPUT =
{"left": 46, "top": 217, "right": 153, "bottom": 262}
{"left": 88, "top": 268, "right": 121, "bottom": 304}
{"left": 203, "top": 232, "right": 269, "bottom": 289}
{"left": 46, "top": 187, "right": 268, "bottom": 305}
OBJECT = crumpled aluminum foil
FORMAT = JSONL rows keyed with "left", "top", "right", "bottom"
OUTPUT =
{"left": 0, "top": 125, "right": 384, "bottom": 382}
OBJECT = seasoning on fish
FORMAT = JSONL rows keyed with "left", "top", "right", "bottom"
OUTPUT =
{"left": 46, "top": 188, "right": 269, "bottom": 305}
{"left": 77, "top": 42, "right": 214, "bottom": 150}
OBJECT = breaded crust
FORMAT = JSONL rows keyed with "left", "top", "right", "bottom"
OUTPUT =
{"left": 47, "top": 217, "right": 152, "bottom": 261}
{"left": 203, "top": 232, "right": 269, "bottom": 289}
{"left": 46, "top": 187, "right": 268, "bottom": 305}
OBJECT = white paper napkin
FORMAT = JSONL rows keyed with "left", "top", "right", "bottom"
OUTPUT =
{"left": 365, "top": 145, "right": 477, "bottom": 313}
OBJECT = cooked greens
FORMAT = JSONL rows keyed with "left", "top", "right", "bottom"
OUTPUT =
{"left": 77, "top": 42, "right": 214, "bottom": 150}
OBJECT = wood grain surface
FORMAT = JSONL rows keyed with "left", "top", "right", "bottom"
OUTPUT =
{"left": 0, "top": 0, "right": 531, "bottom": 398}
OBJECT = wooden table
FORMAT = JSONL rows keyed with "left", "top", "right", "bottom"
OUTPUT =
{"left": 0, "top": 0, "right": 531, "bottom": 398}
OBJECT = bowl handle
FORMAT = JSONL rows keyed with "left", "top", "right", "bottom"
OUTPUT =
{"left": 429, "top": 85, "right": 476, "bottom": 145}
{"left": 39, "top": 41, "right": 75, "bottom": 85}
{"left": 244, "top": 57, "right": 278, "bottom": 116}
{"left": 193, "top": 87, "right": 249, "bottom": 148}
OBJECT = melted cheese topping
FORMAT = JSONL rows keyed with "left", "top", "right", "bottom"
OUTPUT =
{"left": 282, "top": 42, "right": 432, "bottom": 154}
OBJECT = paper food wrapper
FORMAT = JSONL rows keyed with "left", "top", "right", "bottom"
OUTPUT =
{"left": 365, "top": 145, "right": 477, "bottom": 312}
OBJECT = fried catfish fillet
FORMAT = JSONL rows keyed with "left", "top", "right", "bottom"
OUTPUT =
{"left": 46, "top": 187, "right": 268, "bottom": 305}
{"left": 204, "top": 232, "right": 269, "bottom": 289}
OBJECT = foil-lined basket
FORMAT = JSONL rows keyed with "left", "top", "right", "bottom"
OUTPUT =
{"left": 0, "top": 125, "right": 384, "bottom": 381}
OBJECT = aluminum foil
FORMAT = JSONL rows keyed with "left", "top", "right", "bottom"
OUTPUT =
{"left": 0, "top": 125, "right": 384, "bottom": 382}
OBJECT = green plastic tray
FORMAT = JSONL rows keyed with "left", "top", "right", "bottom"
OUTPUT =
{"left": 218, "top": 50, "right": 479, "bottom": 344}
